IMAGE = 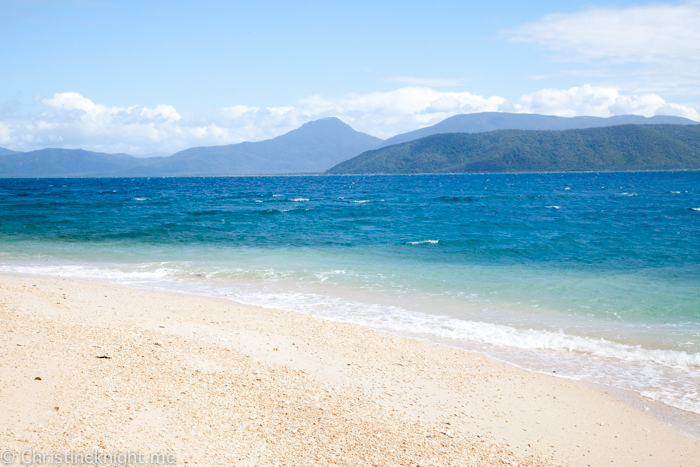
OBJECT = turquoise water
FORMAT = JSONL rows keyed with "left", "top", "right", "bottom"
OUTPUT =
{"left": 1, "top": 173, "right": 699, "bottom": 412}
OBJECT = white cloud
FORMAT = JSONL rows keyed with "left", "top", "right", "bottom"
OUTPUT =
{"left": 0, "top": 87, "right": 697, "bottom": 155}
{"left": 505, "top": 1, "right": 700, "bottom": 63}
{"left": 503, "top": 1, "right": 700, "bottom": 93}
{"left": 0, "top": 92, "right": 218, "bottom": 154}
{"left": 294, "top": 87, "right": 511, "bottom": 138}
{"left": 521, "top": 85, "right": 700, "bottom": 120}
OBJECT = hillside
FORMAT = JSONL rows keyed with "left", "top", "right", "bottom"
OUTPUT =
{"left": 379, "top": 113, "right": 699, "bottom": 148}
{"left": 135, "top": 117, "right": 382, "bottom": 176}
{"left": 0, "top": 149, "right": 141, "bottom": 177}
{"left": 0, "top": 147, "right": 19, "bottom": 156}
{"left": 326, "top": 124, "right": 700, "bottom": 175}
{"left": 0, "top": 118, "right": 382, "bottom": 177}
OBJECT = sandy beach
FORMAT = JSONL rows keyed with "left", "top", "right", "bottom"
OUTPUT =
{"left": 1, "top": 274, "right": 699, "bottom": 466}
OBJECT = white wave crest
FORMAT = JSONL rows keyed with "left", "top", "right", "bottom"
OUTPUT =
{"left": 228, "top": 290, "right": 700, "bottom": 372}
{"left": 0, "top": 264, "right": 178, "bottom": 282}
{"left": 406, "top": 240, "right": 439, "bottom": 245}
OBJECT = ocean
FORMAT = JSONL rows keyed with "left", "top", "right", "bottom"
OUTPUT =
{"left": 1, "top": 172, "right": 699, "bottom": 414}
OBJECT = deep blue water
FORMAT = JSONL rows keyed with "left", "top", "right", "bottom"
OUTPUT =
{"left": 1, "top": 172, "right": 699, "bottom": 412}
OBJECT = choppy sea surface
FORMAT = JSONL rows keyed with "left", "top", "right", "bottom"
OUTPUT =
{"left": 1, "top": 173, "right": 699, "bottom": 413}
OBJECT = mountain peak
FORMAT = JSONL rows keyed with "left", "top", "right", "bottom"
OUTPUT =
{"left": 290, "top": 117, "right": 359, "bottom": 135}
{"left": 269, "top": 117, "right": 381, "bottom": 147}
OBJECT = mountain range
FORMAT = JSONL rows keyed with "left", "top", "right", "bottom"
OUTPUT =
{"left": 0, "top": 118, "right": 380, "bottom": 177}
{"left": 327, "top": 124, "right": 700, "bottom": 174}
{"left": 0, "top": 113, "right": 698, "bottom": 177}
{"left": 378, "top": 113, "right": 698, "bottom": 148}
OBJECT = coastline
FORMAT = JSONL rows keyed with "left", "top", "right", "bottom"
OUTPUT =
{"left": 1, "top": 274, "right": 699, "bottom": 466}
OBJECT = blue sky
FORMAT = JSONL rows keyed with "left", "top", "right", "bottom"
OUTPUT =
{"left": 1, "top": 0, "right": 699, "bottom": 155}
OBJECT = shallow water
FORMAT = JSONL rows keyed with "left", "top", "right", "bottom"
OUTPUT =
{"left": 1, "top": 173, "right": 698, "bottom": 412}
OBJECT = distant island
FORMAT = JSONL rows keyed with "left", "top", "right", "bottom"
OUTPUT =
{"left": 327, "top": 124, "right": 700, "bottom": 174}
{"left": 1, "top": 113, "right": 699, "bottom": 177}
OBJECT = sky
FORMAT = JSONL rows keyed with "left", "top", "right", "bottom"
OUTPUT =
{"left": 1, "top": 0, "right": 699, "bottom": 155}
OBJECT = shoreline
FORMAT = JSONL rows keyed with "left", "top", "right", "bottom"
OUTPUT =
{"left": 6, "top": 266, "right": 698, "bottom": 429}
{"left": 2, "top": 273, "right": 699, "bottom": 466}
{"left": 417, "top": 335, "right": 700, "bottom": 441}
{"left": 5, "top": 261, "right": 698, "bottom": 418}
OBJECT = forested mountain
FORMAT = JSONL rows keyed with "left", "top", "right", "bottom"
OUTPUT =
{"left": 327, "top": 124, "right": 700, "bottom": 174}
{"left": 0, "top": 147, "right": 19, "bottom": 156}
{"left": 379, "top": 113, "right": 698, "bottom": 148}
